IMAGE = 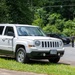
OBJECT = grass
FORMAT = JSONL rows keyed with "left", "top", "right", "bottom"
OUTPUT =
{"left": 0, "top": 57, "right": 75, "bottom": 75}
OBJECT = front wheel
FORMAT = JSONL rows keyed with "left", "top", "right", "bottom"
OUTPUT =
{"left": 48, "top": 57, "right": 60, "bottom": 63}
{"left": 16, "top": 47, "right": 29, "bottom": 63}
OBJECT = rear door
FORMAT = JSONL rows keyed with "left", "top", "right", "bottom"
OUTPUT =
{"left": 1, "top": 26, "right": 15, "bottom": 55}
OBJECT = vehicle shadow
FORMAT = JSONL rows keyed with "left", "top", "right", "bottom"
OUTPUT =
{"left": 27, "top": 59, "right": 70, "bottom": 66}
{"left": 0, "top": 56, "right": 15, "bottom": 61}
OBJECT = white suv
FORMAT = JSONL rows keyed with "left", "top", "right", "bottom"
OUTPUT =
{"left": 0, "top": 24, "right": 64, "bottom": 63}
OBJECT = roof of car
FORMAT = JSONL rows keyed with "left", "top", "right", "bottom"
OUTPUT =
{"left": 0, "top": 24, "right": 39, "bottom": 27}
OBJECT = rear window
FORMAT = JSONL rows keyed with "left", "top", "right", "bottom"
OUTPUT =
{"left": 0, "top": 26, "right": 4, "bottom": 35}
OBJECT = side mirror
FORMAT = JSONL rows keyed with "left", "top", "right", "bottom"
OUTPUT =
{"left": 7, "top": 32, "right": 15, "bottom": 37}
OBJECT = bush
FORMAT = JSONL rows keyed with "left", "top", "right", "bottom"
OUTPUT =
{"left": 43, "top": 24, "right": 60, "bottom": 34}
{"left": 62, "top": 28, "right": 75, "bottom": 36}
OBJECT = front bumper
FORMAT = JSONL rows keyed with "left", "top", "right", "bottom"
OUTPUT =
{"left": 27, "top": 50, "right": 64, "bottom": 59}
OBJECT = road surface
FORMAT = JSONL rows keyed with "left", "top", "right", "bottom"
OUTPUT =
{"left": 59, "top": 43, "right": 75, "bottom": 66}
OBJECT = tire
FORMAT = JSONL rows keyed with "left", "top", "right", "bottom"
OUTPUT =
{"left": 48, "top": 57, "right": 60, "bottom": 63}
{"left": 66, "top": 41, "right": 70, "bottom": 44}
{"left": 16, "top": 47, "right": 29, "bottom": 63}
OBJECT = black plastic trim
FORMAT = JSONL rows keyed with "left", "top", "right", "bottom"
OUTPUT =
{"left": 27, "top": 51, "right": 64, "bottom": 59}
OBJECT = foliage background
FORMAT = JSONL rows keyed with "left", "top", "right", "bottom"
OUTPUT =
{"left": 0, "top": 0, "right": 75, "bottom": 36}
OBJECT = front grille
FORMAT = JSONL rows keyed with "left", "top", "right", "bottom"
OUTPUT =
{"left": 41, "top": 41, "right": 59, "bottom": 48}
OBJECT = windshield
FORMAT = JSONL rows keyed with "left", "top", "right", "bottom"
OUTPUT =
{"left": 59, "top": 34, "right": 67, "bottom": 38}
{"left": 16, "top": 26, "right": 46, "bottom": 36}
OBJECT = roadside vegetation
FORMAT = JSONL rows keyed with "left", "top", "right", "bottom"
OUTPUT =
{"left": 1, "top": 0, "right": 75, "bottom": 36}
{"left": 0, "top": 57, "right": 75, "bottom": 75}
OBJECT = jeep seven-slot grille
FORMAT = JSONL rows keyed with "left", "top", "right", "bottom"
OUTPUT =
{"left": 42, "top": 41, "right": 59, "bottom": 47}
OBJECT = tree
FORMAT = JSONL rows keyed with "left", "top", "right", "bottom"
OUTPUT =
{"left": 0, "top": 0, "right": 9, "bottom": 23}
{"left": 6, "top": 0, "right": 33, "bottom": 24}
{"left": 43, "top": 24, "right": 60, "bottom": 34}
{"left": 55, "top": 19, "right": 65, "bottom": 32}
{"left": 62, "top": 28, "right": 75, "bottom": 36}
{"left": 47, "top": 13, "right": 61, "bottom": 24}
{"left": 47, "top": 13, "right": 65, "bottom": 32}
{"left": 62, "top": 20, "right": 75, "bottom": 36}
{"left": 43, "top": 0, "right": 75, "bottom": 20}
{"left": 32, "top": 18, "right": 44, "bottom": 28}
{"left": 32, "top": 8, "right": 47, "bottom": 28}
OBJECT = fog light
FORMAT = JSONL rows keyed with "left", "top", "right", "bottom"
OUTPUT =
{"left": 58, "top": 53, "right": 60, "bottom": 56}
{"left": 43, "top": 53, "right": 46, "bottom": 56}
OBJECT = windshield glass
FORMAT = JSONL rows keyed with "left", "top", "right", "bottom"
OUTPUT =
{"left": 16, "top": 26, "right": 46, "bottom": 36}
{"left": 59, "top": 34, "right": 66, "bottom": 38}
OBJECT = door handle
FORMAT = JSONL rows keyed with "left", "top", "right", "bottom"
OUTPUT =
{"left": 2, "top": 38, "right": 8, "bottom": 41}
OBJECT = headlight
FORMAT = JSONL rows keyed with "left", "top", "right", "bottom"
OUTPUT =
{"left": 35, "top": 40, "right": 40, "bottom": 46}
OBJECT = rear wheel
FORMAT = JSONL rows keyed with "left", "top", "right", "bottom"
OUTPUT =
{"left": 16, "top": 47, "right": 29, "bottom": 63}
{"left": 66, "top": 41, "right": 70, "bottom": 44}
{"left": 48, "top": 57, "right": 60, "bottom": 63}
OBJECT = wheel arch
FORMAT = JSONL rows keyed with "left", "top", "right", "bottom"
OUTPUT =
{"left": 15, "top": 44, "right": 25, "bottom": 56}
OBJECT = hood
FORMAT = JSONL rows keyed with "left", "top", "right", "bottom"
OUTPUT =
{"left": 17, "top": 36, "right": 60, "bottom": 41}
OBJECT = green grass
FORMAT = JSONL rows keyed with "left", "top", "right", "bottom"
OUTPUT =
{"left": 0, "top": 57, "right": 75, "bottom": 75}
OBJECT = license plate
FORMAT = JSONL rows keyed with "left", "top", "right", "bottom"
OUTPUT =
{"left": 50, "top": 50, "right": 57, "bottom": 54}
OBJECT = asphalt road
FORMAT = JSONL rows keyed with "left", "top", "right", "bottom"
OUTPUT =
{"left": 59, "top": 43, "right": 75, "bottom": 66}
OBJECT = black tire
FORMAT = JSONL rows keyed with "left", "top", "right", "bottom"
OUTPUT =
{"left": 48, "top": 57, "right": 60, "bottom": 63}
{"left": 16, "top": 47, "right": 29, "bottom": 63}
{"left": 66, "top": 42, "right": 70, "bottom": 44}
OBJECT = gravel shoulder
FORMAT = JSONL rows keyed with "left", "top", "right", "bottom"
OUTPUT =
{"left": 0, "top": 69, "right": 47, "bottom": 75}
